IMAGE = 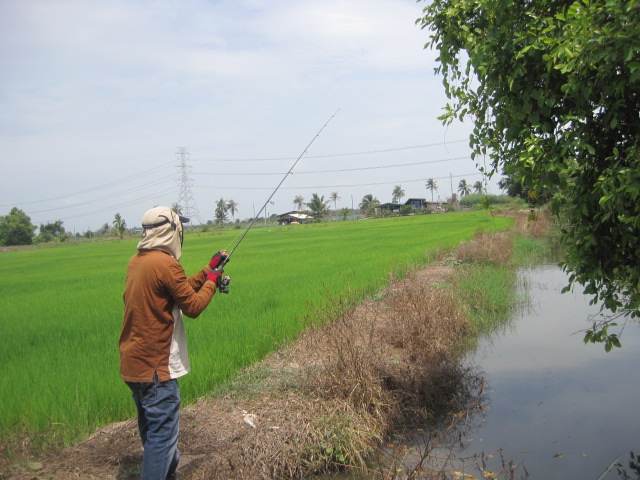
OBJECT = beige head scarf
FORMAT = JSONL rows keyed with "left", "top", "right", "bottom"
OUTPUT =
{"left": 137, "top": 206, "right": 189, "bottom": 260}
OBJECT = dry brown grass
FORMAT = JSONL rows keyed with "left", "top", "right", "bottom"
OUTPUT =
{"left": 239, "top": 267, "right": 471, "bottom": 478}
{"left": 455, "top": 230, "right": 513, "bottom": 265}
{"left": 513, "top": 208, "right": 553, "bottom": 238}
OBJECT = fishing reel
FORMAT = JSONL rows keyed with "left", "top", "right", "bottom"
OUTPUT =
{"left": 218, "top": 275, "right": 231, "bottom": 294}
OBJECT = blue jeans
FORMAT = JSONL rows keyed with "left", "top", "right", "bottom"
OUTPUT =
{"left": 126, "top": 374, "right": 180, "bottom": 480}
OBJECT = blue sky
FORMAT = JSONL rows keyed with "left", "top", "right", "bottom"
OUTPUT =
{"left": 0, "top": 0, "right": 499, "bottom": 233}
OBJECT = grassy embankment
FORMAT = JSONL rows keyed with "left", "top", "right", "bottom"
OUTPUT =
{"left": 0, "top": 211, "right": 512, "bottom": 456}
{"left": 454, "top": 229, "right": 552, "bottom": 334}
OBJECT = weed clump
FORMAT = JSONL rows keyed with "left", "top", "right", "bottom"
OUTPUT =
{"left": 455, "top": 230, "right": 513, "bottom": 265}
{"left": 288, "top": 269, "right": 473, "bottom": 476}
{"left": 514, "top": 208, "right": 553, "bottom": 238}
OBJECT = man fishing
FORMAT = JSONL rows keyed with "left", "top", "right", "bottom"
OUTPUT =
{"left": 119, "top": 206, "right": 229, "bottom": 480}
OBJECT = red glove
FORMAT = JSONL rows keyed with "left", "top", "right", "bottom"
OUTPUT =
{"left": 209, "top": 251, "right": 228, "bottom": 269}
{"left": 207, "top": 268, "right": 224, "bottom": 287}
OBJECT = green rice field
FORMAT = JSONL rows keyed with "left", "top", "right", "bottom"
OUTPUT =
{"left": 0, "top": 212, "right": 512, "bottom": 449}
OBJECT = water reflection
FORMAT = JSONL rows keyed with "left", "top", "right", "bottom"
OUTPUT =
{"left": 618, "top": 452, "right": 640, "bottom": 479}
{"left": 459, "top": 265, "right": 640, "bottom": 479}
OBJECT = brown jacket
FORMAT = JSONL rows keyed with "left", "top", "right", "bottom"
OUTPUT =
{"left": 119, "top": 249, "right": 216, "bottom": 382}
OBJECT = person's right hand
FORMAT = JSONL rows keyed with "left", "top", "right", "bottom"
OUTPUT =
{"left": 207, "top": 268, "right": 224, "bottom": 287}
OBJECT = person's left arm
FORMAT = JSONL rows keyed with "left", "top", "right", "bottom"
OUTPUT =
{"left": 166, "top": 261, "right": 216, "bottom": 318}
{"left": 188, "top": 250, "right": 228, "bottom": 291}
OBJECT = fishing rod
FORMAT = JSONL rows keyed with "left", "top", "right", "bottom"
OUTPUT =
{"left": 219, "top": 109, "right": 340, "bottom": 272}
{"left": 212, "top": 110, "right": 339, "bottom": 294}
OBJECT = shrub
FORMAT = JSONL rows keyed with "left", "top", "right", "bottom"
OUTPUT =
{"left": 459, "top": 193, "right": 514, "bottom": 207}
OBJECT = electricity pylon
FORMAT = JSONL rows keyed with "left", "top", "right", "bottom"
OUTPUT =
{"left": 175, "top": 147, "right": 203, "bottom": 225}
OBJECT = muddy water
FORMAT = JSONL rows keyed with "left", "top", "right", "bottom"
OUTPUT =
{"left": 457, "top": 264, "right": 640, "bottom": 479}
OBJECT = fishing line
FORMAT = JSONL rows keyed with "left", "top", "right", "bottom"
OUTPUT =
{"left": 221, "top": 109, "right": 340, "bottom": 266}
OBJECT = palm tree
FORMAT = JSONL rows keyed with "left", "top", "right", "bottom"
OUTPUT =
{"left": 101, "top": 222, "right": 110, "bottom": 236}
{"left": 329, "top": 191, "right": 341, "bottom": 215}
{"left": 293, "top": 195, "right": 305, "bottom": 211}
{"left": 306, "top": 193, "right": 330, "bottom": 220}
{"left": 425, "top": 178, "right": 438, "bottom": 202}
{"left": 227, "top": 199, "right": 238, "bottom": 223}
{"left": 392, "top": 185, "right": 405, "bottom": 203}
{"left": 359, "top": 194, "right": 379, "bottom": 216}
{"left": 458, "top": 179, "right": 471, "bottom": 196}
{"left": 473, "top": 181, "right": 485, "bottom": 194}
{"left": 214, "top": 198, "right": 228, "bottom": 226}
{"left": 112, "top": 213, "right": 127, "bottom": 239}
{"left": 498, "top": 176, "right": 528, "bottom": 200}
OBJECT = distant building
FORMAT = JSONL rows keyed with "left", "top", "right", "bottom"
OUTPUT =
{"left": 277, "top": 211, "right": 312, "bottom": 225}
{"left": 375, "top": 202, "right": 404, "bottom": 214}
{"left": 404, "top": 198, "right": 445, "bottom": 212}
{"left": 404, "top": 198, "right": 427, "bottom": 209}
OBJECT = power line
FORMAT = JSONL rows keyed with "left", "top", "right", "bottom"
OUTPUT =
{"left": 189, "top": 139, "right": 469, "bottom": 162}
{"left": 195, "top": 172, "right": 485, "bottom": 191}
{"left": 3, "top": 142, "right": 471, "bottom": 209}
{"left": 1, "top": 141, "right": 468, "bottom": 208}
{"left": 1, "top": 161, "right": 175, "bottom": 207}
{"left": 6, "top": 140, "right": 485, "bottom": 228}
{"left": 26, "top": 177, "right": 175, "bottom": 214}
{"left": 33, "top": 187, "right": 181, "bottom": 224}
{"left": 192, "top": 156, "right": 470, "bottom": 177}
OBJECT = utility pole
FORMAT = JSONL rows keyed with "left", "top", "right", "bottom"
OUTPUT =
{"left": 450, "top": 172, "right": 457, "bottom": 204}
{"left": 175, "top": 147, "right": 203, "bottom": 225}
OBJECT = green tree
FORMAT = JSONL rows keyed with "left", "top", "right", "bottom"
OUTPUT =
{"left": 101, "top": 222, "right": 110, "bottom": 236}
{"left": 392, "top": 185, "right": 405, "bottom": 203}
{"left": 306, "top": 193, "right": 330, "bottom": 220}
{"left": 457, "top": 179, "right": 471, "bottom": 197}
{"left": 37, "top": 220, "right": 66, "bottom": 243}
{"left": 112, "top": 213, "right": 127, "bottom": 239}
{"left": 400, "top": 205, "right": 413, "bottom": 215}
{"left": 359, "top": 194, "right": 379, "bottom": 216}
{"left": 425, "top": 178, "right": 438, "bottom": 202}
{"left": 339, "top": 208, "right": 350, "bottom": 221}
{"left": 0, "top": 207, "right": 36, "bottom": 246}
{"left": 419, "top": 0, "right": 640, "bottom": 342}
{"left": 227, "top": 199, "right": 239, "bottom": 223}
{"left": 473, "top": 181, "right": 485, "bottom": 194}
{"left": 293, "top": 195, "right": 305, "bottom": 211}
{"left": 214, "top": 198, "right": 228, "bottom": 226}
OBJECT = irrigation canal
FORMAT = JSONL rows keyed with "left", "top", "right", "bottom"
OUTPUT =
{"left": 453, "top": 264, "right": 640, "bottom": 479}
{"left": 323, "top": 264, "right": 640, "bottom": 479}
